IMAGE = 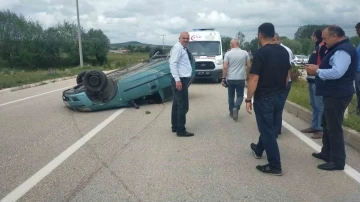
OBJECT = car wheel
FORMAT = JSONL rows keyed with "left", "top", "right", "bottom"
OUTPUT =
{"left": 149, "top": 47, "right": 164, "bottom": 58}
{"left": 76, "top": 71, "right": 87, "bottom": 84}
{"left": 83, "top": 70, "right": 108, "bottom": 93}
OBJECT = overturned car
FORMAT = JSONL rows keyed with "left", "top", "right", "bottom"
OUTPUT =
{"left": 62, "top": 48, "right": 196, "bottom": 112}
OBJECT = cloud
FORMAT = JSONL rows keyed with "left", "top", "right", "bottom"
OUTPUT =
{"left": 0, "top": 0, "right": 359, "bottom": 45}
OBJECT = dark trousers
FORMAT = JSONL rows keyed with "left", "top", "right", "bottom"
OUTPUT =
{"left": 254, "top": 93, "right": 283, "bottom": 169}
{"left": 227, "top": 79, "right": 245, "bottom": 115}
{"left": 320, "top": 95, "right": 353, "bottom": 168}
{"left": 171, "top": 77, "right": 190, "bottom": 132}
{"left": 356, "top": 72, "right": 360, "bottom": 111}
{"left": 275, "top": 81, "right": 292, "bottom": 135}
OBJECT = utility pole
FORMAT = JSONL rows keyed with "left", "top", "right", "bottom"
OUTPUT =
{"left": 161, "top": 34, "right": 166, "bottom": 51}
{"left": 76, "top": 0, "right": 83, "bottom": 67}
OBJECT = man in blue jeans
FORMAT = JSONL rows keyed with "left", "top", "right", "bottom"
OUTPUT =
{"left": 245, "top": 22, "right": 291, "bottom": 176}
{"left": 222, "top": 38, "right": 251, "bottom": 121}
{"left": 300, "top": 29, "right": 327, "bottom": 139}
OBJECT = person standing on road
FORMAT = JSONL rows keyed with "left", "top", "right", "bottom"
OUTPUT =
{"left": 300, "top": 29, "right": 327, "bottom": 139}
{"left": 169, "top": 31, "right": 194, "bottom": 137}
{"left": 306, "top": 25, "right": 357, "bottom": 171}
{"left": 273, "top": 33, "right": 293, "bottom": 137}
{"left": 221, "top": 38, "right": 251, "bottom": 121}
{"left": 246, "top": 22, "right": 291, "bottom": 176}
{"left": 355, "top": 22, "right": 360, "bottom": 115}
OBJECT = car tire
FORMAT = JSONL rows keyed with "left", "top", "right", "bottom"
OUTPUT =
{"left": 83, "top": 70, "right": 108, "bottom": 93}
{"left": 149, "top": 47, "right": 164, "bottom": 58}
{"left": 76, "top": 71, "right": 87, "bottom": 84}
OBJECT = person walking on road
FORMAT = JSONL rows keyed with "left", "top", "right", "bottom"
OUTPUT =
{"left": 246, "top": 22, "right": 291, "bottom": 176}
{"left": 300, "top": 29, "right": 327, "bottom": 139}
{"left": 169, "top": 31, "right": 194, "bottom": 137}
{"left": 222, "top": 38, "right": 251, "bottom": 121}
{"left": 306, "top": 25, "right": 358, "bottom": 171}
{"left": 273, "top": 33, "right": 293, "bottom": 137}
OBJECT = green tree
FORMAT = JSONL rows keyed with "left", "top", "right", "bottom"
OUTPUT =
{"left": 221, "top": 36, "right": 232, "bottom": 53}
{"left": 0, "top": 10, "right": 28, "bottom": 68}
{"left": 82, "top": 28, "right": 110, "bottom": 65}
{"left": 282, "top": 38, "right": 302, "bottom": 54}
{"left": 294, "top": 24, "right": 328, "bottom": 40}
{"left": 235, "top": 31, "right": 245, "bottom": 47}
{"left": 55, "top": 21, "right": 84, "bottom": 65}
{"left": 43, "top": 27, "right": 62, "bottom": 66}
{"left": 350, "top": 36, "right": 360, "bottom": 47}
{"left": 242, "top": 37, "right": 260, "bottom": 53}
{"left": 299, "top": 38, "right": 313, "bottom": 55}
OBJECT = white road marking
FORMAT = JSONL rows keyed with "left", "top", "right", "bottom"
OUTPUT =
{"left": 0, "top": 86, "right": 72, "bottom": 107}
{"left": 0, "top": 108, "right": 126, "bottom": 202}
{"left": 282, "top": 121, "right": 360, "bottom": 184}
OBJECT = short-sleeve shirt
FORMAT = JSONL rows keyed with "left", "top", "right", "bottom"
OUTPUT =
{"left": 249, "top": 44, "right": 291, "bottom": 99}
{"left": 224, "top": 48, "right": 249, "bottom": 80}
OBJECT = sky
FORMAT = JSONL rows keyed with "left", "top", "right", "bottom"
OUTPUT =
{"left": 1, "top": 0, "right": 360, "bottom": 45}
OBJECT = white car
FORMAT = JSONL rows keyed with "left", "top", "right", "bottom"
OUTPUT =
{"left": 293, "top": 55, "right": 309, "bottom": 66}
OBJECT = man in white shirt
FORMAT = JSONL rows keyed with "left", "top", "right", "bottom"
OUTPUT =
{"left": 169, "top": 31, "right": 194, "bottom": 137}
{"left": 273, "top": 33, "right": 293, "bottom": 137}
{"left": 222, "top": 38, "right": 251, "bottom": 121}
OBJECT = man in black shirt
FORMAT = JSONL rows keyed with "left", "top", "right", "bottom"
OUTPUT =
{"left": 245, "top": 22, "right": 291, "bottom": 176}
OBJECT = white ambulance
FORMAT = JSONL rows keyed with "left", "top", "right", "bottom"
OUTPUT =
{"left": 188, "top": 28, "right": 224, "bottom": 83}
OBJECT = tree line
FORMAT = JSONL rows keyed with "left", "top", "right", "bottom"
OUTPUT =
{"left": 0, "top": 9, "right": 110, "bottom": 69}
{"left": 223, "top": 24, "right": 360, "bottom": 56}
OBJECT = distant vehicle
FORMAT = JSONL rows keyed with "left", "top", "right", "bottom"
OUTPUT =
{"left": 62, "top": 48, "right": 196, "bottom": 112}
{"left": 293, "top": 55, "right": 309, "bottom": 66}
{"left": 188, "top": 28, "right": 223, "bottom": 82}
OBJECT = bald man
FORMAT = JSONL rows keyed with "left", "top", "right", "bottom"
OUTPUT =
{"left": 169, "top": 31, "right": 194, "bottom": 137}
{"left": 222, "top": 38, "right": 251, "bottom": 121}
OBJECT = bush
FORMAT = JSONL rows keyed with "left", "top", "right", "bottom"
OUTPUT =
{"left": 290, "top": 65, "right": 301, "bottom": 81}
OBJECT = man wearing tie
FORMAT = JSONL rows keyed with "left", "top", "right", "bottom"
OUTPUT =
{"left": 169, "top": 31, "right": 194, "bottom": 137}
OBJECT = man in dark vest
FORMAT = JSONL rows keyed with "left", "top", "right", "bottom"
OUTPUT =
{"left": 306, "top": 25, "right": 358, "bottom": 171}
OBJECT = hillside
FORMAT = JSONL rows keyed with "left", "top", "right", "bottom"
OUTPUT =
{"left": 110, "top": 41, "right": 172, "bottom": 49}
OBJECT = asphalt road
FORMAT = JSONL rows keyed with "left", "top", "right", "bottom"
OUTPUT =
{"left": 1, "top": 78, "right": 360, "bottom": 202}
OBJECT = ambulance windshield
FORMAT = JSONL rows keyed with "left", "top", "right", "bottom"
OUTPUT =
{"left": 187, "top": 41, "right": 221, "bottom": 56}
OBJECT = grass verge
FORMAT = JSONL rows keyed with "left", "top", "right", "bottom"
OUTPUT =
{"left": 288, "top": 79, "right": 360, "bottom": 132}
{"left": 0, "top": 53, "right": 148, "bottom": 90}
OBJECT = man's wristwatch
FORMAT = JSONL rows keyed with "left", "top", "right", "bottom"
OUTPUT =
{"left": 245, "top": 99, "right": 252, "bottom": 103}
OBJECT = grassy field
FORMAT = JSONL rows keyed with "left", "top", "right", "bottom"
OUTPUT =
{"left": 0, "top": 53, "right": 149, "bottom": 90}
{"left": 288, "top": 79, "right": 360, "bottom": 132}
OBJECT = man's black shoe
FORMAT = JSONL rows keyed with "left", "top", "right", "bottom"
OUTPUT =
{"left": 172, "top": 128, "right": 177, "bottom": 133}
{"left": 250, "top": 143, "right": 262, "bottom": 159}
{"left": 317, "top": 162, "right": 344, "bottom": 171}
{"left": 312, "top": 152, "right": 330, "bottom": 162}
{"left": 176, "top": 131, "right": 194, "bottom": 137}
{"left": 256, "top": 164, "right": 282, "bottom": 176}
